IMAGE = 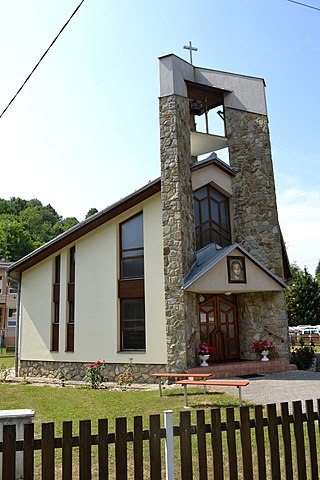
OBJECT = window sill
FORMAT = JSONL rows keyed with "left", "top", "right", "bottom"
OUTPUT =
{"left": 117, "top": 350, "right": 146, "bottom": 354}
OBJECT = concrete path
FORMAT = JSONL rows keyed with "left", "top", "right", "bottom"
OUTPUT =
{"left": 213, "top": 370, "right": 320, "bottom": 410}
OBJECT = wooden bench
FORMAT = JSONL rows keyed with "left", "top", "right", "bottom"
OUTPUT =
{"left": 176, "top": 379, "right": 250, "bottom": 407}
{"left": 151, "top": 373, "right": 214, "bottom": 396}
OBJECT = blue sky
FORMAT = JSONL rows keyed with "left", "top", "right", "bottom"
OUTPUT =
{"left": 0, "top": 0, "right": 319, "bottom": 274}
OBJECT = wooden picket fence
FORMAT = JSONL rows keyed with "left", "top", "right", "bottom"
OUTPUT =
{"left": 0, "top": 399, "right": 320, "bottom": 479}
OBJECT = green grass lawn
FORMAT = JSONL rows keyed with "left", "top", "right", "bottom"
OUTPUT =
{"left": 0, "top": 381, "right": 256, "bottom": 478}
{"left": 0, "top": 382, "right": 248, "bottom": 436}
{"left": 0, "top": 349, "right": 15, "bottom": 378}
{"left": 0, "top": 351, "right": 251, "bottom": 433}
{"left": 0, "top": 382, "right": 310, "bottom": 480}
{"left": 0, "top": 362, "right": 315, "bottom": 479}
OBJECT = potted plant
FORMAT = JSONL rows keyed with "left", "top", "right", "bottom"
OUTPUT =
{"left": 197, "top": 343, "right": 214, "bottom": 366}
{"left": 252, "top": 340, "right": 275, "bottom": 362}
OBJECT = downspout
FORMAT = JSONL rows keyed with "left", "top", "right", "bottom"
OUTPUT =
{"left": 6, "top": 272, "right": 21, "bottom": 377}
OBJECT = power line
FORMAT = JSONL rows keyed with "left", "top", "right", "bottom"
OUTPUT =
{"left": 0, "top": 0, "right": 86, "bottom": 120}
{"left": 287, "top": 0, "right": 320, "bottom": 11}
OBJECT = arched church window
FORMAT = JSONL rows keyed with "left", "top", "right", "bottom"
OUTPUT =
{"left": 194, "top": 185, "right": 231, "bottom": 250}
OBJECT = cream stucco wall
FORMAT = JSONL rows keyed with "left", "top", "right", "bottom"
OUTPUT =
{"left": 19, "top": 193, "right": 167, "bottom": 365}
{"left": 20, "top": 261, "right": 54, "bottom": 359}
{"left": 191, "top": 164, "right": 233, "bottom": 196}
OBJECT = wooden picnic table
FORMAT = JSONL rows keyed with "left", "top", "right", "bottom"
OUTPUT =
{"left": 176, "top": 379, "right": 250, "bottom": 407}
{"left": 150, "top": 372, "right": 214, "bottom": 396}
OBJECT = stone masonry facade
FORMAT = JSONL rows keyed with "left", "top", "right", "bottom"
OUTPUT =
{"left": 237, "top": 292, "right": 288, "bottom": 359}
{"left": 225, "top": 107, "right": 289, "bottom": 358}
{"left": 19, "top": 360, "right": 166, "bottom": 384}
{"left": 159, "top": 94, "right": 198, "bottom": 371}
{"left": 225, "top": 108, "right": 283, "bottom": 276}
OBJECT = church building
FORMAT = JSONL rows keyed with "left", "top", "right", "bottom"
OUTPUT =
{"left": 7, "top": 54, "right": 291, "bottom": 381}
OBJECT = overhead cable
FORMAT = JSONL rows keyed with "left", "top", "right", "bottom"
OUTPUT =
{"left": 0, "top": 0, "right": 86, "bottom": 120}
{"left": 287, "top": 0, "right": 320, "bottom": 11}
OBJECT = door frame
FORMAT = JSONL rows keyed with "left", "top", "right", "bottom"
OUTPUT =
{"left": 199, "top": 294, "right": 240, "bottom": 361}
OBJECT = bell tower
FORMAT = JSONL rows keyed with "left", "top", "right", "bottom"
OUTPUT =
{"left": 159, "top": 54, "right": 288, "bottom": 370}
{"left": 159, "top": 55, "right": 232, "bottom": 371}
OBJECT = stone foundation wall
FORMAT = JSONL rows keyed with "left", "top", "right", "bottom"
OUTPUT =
{"left": 19, "top": 361, "right": 167, "bottom": 384}
{"left": 237, "top": 291, "right": 289, "bottom": 359}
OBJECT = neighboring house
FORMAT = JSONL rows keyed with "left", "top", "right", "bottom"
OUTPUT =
{"left": 7, "top": 54, "right": 291, "bottom": 381}
{"left": 0, "top": 261, "right": 17, "bottom": 349}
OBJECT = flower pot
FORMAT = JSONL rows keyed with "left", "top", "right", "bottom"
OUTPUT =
{"left": 199, "top": 354, "right": 210, "bottom": 367}
{"left": 261, "top": 350, "right": 269, "bottom": 362}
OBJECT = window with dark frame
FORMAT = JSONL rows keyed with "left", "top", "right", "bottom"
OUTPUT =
{"left": 119, "top": 212, "right": 145, "bottom": 351}
{"left": 120, "top": 298, "right": 145, "bottom": 350}
{"left": 8, "top": 284, "right": 17, "bottom": 294}
{"left": 7, "top": 309, "right": 16, "bottom": 327}
{"left": 120, "top": 212, "right": 144, "bottom": 279}
{"left": 194, "top": 185, "right": 231, "bottom": 251}
{"left": 52, "top": 254, "right": 60, "bottom": 351}
{"left": 66, "top": 246, "right": 75, "bottom": 352}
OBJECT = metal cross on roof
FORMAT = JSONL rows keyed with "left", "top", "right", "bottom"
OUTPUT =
{"left": 183, "top": 41, "right": 198, "bottom": 65}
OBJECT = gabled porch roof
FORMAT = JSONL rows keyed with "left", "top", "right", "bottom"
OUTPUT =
{"left": 184, "top": 243, "right": 287, "bottom": 294}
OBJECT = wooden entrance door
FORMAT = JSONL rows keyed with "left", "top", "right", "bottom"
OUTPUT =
{"left": 199, "top": 295, "right": 239, "bottom": 361}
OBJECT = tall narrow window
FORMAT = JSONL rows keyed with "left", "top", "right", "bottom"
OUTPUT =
{"left": 66, "top": 246, "right": 75, "bottom": 352}
{"left": 120, "top": 212, "right": 144, "bottom": 278}
{"left": 119, "top": 212, "right": 145, "bottom": 351}
{"left": 120, "top": 298, "right": 145, "bottom": 350}
{"left": 52, "top": 255, "right": 60, "bottom": 351}
{"left": 194, "top": 185, "right": 231, "bottom": 251}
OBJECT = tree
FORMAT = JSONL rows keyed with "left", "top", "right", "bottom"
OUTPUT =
{"left": 85, "top": 208, "right": 98, "bottom": 219}
{"left": 0, "top": 197, "right": 79, "bottom": 261}
{"left": 315, "top": 259, "right": 320, "bottom": 286}
{"left": 9, "top": 197, "right": 27, "bottom": 215}
{"left": 286, "top": 264, "right": 320, "bottom": 326}
{"left": 60, "top": 217, "right": 79, "bottom": 231}
{"left": 0, "top": 219, "right": 34, "bottom": 261}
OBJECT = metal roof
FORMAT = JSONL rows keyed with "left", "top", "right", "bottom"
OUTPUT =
{"left": 190, "top": 152, "right": 237, "bottom": 176}
{"left": 183, "top": 243, "right": 287, "bottom": 289}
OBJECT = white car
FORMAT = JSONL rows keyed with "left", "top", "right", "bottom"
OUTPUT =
{"left": 298, "top": 327, "right": 320, "bottom": 335}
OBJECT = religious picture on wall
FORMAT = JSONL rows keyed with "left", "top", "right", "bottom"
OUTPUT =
{"left": 227, "top": 256, "right": 246, "bottom": 283}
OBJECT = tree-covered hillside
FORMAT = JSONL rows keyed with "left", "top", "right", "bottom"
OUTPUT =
{"left": 0, "top": 197, "right": 79, "bottom": 262}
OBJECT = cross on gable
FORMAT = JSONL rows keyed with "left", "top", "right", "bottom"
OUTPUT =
{"left": 183, "top": 41, "right": 198, "bottom": 64}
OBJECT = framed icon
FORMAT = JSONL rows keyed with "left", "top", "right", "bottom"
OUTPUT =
{"left": 227, "top": 256, "right": 246, "bottom": 283}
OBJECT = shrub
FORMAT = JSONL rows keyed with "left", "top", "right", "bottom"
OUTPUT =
{"left": 291, "top": 345, "right": 315, "bottom": 370}
{"left": 0, "top": 364, "right": 9, "bottom": 382}
{"left": 118, "top": 358, "right": 135, "bottom": 389}
{"left": 58, "top": 370, "right": 68, "bottom": 387}
{"left": 85, "top": 360, "right": 106, "bottom": 389}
